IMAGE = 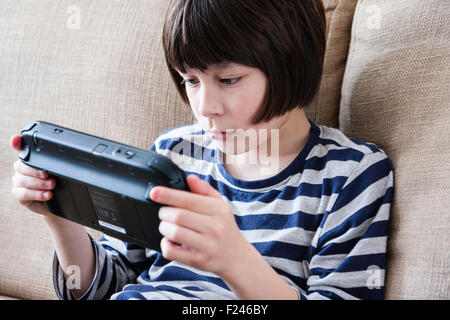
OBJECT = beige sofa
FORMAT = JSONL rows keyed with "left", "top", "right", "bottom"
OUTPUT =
{"left": 0, "top": 0, "right": 448, "bottom": 300}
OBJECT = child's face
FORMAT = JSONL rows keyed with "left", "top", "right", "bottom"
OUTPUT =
{"left": 177, "top": 63, "right": 288, "bottom": 155}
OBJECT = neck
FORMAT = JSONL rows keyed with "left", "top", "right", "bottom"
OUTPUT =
{"left": 223, "top": 108, "right": 311, "bottom": 177}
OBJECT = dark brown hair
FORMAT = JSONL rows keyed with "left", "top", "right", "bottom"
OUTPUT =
{"left": 162, "top": 0, "right": 326, "bottom": 124}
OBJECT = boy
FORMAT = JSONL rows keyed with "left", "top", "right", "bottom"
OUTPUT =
{"left": 11, "top": 0, "right": 393, "bottom": 299}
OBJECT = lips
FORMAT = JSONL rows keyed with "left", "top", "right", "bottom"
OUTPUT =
{"left": 207, "top": 129, "right": 234, "bottom": 140}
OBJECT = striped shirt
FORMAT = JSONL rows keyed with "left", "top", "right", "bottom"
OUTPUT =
{"left": 53, "top": 120, "right": 394, "bottom": 300}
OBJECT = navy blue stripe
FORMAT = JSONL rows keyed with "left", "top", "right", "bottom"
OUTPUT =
{"left": 155, "top": 285, "right": 199, "bottom": 298}
{"left": 235, "top": 211, "right": 323, "bottom": 232}
{"left": 114, "top": 291, "right": 147, "bottom": 300}
{"left": 121, "top": 283, "right": 199, "bottom": 298}
{"left": 344, "top": 286, "right": 384, "bottom": 300}
{"left": 318, "top": 194, "right": 389, "bottom": 248}
{"left": 307, "top": 289, "right": 345, "bottom": 300}
{"left": 329, "top": 157, "right": 393, "bottom": 213}
{"left": 182, "top": 285, "right": 204, "bottom": 292}
{"left": 141, "top": 265, "right": 229, "bottom": 291}
{"left": 273, "top": 267, "right": 307, "bottom": 290}
{"left": 307, "top": 286, "right": 384, "bottom": 300}
{"left": 304, "top": 149, "right": 364, "bottom": 171}
{"left": 186, "top": 171, "right": 348, "bottom": 203}
{"left": 363, "top": 220, "right": 389, "bottom": 238}
{"left": 121, "top": 284, "right": 158, "bottom": 293}
{"left": 253, "top": 241, "right": 309, "bottom": 261}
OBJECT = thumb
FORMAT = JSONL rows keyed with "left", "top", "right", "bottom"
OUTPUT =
{"left": 187, "top": 174, "right": 221, "bottom": 198}
{"left": 10, "top": 135, "right": 22, "bottom": 152}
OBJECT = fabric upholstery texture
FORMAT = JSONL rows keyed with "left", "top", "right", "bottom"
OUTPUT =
{"left": 0, "top": 0, "right": 355, "bottom": 300}
{"left": 306, "top": 0, "right": 358, "bottom": 128}
{"left": 340, "top": 0, "right": 449, "bottom": 299}
{"left": 0, "top": 0, "right": 193, "bottom": 300}
{"left": 0, "top": 0, "right": 448, "bottom": 299}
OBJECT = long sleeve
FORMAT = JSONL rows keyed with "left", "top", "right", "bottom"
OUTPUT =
{"left": 52, "top": 143, "right": 161, "bottom": 300}
{"left": 53, "top": 234, "right": 154, "bottom": 300}
{"left": 300, "top": 151, "right": 394, "bottom": 300}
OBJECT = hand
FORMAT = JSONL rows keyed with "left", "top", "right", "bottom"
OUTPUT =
{"left": 10, "top": 135, "right": 56, "bottom": 217}
{"left": 150, "top": 174, "right": 248, "bottom": 276}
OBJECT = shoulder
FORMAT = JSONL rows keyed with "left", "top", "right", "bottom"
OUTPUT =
{"left": 151, "top": 123, "right": 211, "bottom": 152}
{"left": 312, "top": 123, "right": 393, "bottom": 173}
{"left": 150, "top": 123, "right": 218, "bottom": 168}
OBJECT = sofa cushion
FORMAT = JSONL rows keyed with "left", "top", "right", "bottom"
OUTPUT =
{"left": 339, "top": 0, "right": 449, "bottom": 299}
{"left": 0, "top": 0, "right": 358, "bottom": 299}
{"left": 306, "top": 0, "right": 358, "bottom": 128}
{"left": 0, "top": 0, "right": 194, "bottom": 300}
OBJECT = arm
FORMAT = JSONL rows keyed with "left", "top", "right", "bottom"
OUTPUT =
{"left": 153, "top": 152, "right": 393, "bottom": 300}
{"left": 303, "top": 152, "right": 394, "bottom": 299}
{"left": 10, "top": 137, "right": 96, "bottom": 299}
{"left": 152, "top": 174, "right": 300, "bottom": 299}
{"left": 219, "top": 239, "right": 299, "bottom": 299}
{"left": 45, "top": 215, "right": 95, "bottom": 299}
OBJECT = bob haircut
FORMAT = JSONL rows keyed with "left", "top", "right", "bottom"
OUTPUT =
{"left": 162, "top": 0, "right": 326, "bottom": 124}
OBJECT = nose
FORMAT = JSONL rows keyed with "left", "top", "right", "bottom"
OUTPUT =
{"left": 198, "top": 85, "right": 223, "bottom": 119}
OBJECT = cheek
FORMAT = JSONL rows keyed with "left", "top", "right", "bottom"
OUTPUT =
{"left": 229, "top": 90, "right": 266, "bottom": 127}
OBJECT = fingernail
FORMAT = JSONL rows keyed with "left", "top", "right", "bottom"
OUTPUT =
{"left": 151, "top": 189, "right": 161, "bottom": 201}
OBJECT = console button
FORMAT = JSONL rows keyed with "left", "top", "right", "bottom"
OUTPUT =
{"left": 125, "top": 150, "right": 135, "bottom": 159}
{"left": 21, "top": 122, "right": 36, "bottom": 134}
{"left": 144, "top": 182, "right": 158, "bottom": 204}
{"left": 19, "top": 145, "right": 30, "bottom": 161}
{"left": 93, "top": 143, "right": 107, "bottom": 156}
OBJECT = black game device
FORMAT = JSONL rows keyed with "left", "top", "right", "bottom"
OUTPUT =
{"left": 19, "top": 121, "right": 189, "bottom": 251}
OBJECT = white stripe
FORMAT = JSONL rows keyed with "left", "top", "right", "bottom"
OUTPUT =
{"left": 307, "top": 269, "right": 385, "bottom": 289}
{"left": 318, "top": 126, "right": 375, "bottom": 154}
{"left": 305, "top": 286, "right": 358, "bottom": 300}
{"left": 135, "top": 279, "right": 235, "bottom": 299}
{"left": 147, "top": 261, "right": 223, "bottom": 283}
{"left": 264, "top": 256, "right": 308, "bottom": 279}
{"left": 322, "top": 175, "right": 392, "bottom": 234}
{"left": 228, "top": 196, "right": 329, "bottom": 216}
{"left": 241, "top": 227, "right": 315, "bottom": 247}
{"left": 321, "top": 205, "right": 389, "bottom": 248}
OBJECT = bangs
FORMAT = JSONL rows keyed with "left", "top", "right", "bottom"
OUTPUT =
{"left": 163, "top": 0, "right": 259, "bottom": 73}
{"left": 162, "top": 0, "right": 326, "bottom": 124}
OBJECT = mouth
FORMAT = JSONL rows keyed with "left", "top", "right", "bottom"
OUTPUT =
{"left": 207, "top": 130, "right": 234, "bottom": 140}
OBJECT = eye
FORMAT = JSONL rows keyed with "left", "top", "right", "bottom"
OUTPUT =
{"left": 181, "top": 78, "right": 199, "bottom": 87}
{"left": 220, "top": 77, "right": 241, "bottom": 86}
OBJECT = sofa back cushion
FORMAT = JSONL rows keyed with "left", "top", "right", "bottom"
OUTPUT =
{"left": 0, "top": 0, "right": 193, "bottom": 300}
{"left": 339, "top": 0, "right": 450, "bottom": 299}
{"left": 0, "top": 0, "right": 357, "bottom": 299}
{"left": 307, "top": 0, "right": 358, "bottom": 127}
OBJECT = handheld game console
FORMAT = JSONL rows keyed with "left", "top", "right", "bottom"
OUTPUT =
{"left": 19, "top": 121, "right": 189, "bottom": 251}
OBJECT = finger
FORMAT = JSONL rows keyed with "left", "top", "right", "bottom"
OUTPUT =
{"left": 159, "top": 220, "right": 204, "bottom": 251}
{"left": 10, "top": 135, "right": 22, "bottom": 152}
{"left": 12, "top": 174, "right": 55, "bottom": 190}
{"left": 160, "top": 237, "right": 196, "bottom": 264}
{"left": 14, "top": 160, "right": 48, "bottom": 179}
{"left": 150, "top": 177, "right": 222, "bottom": 214}
{"left": 12, "top": 187, "right": 52, "bottom": 202}
{"left": 158, "top": 206, "right": 211, "bottom": 234}
{"left": 186, "top": 174, "right": 222, "bottom": 198}
{"left": 150, "top": 187, "right": 219, "bottom": 215}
